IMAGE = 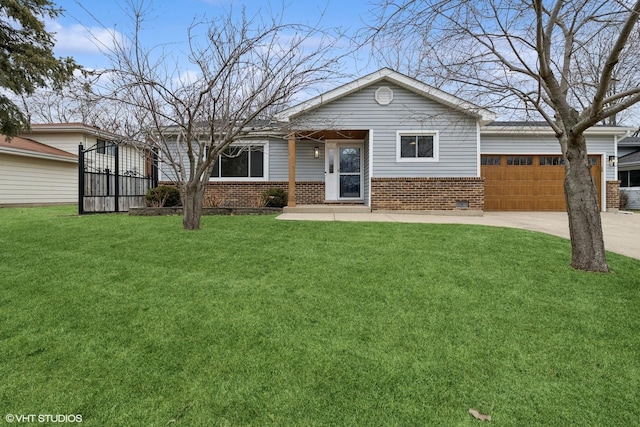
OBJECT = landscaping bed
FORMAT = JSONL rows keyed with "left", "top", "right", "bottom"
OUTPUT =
{"left": 129, "top": 206, "right": 282, "bottom": 216}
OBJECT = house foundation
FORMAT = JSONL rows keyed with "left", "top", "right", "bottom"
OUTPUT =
{"left": 370, "top": 177, "right": 484, "bottom": 211}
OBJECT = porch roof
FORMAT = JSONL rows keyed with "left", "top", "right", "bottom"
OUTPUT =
{"left": 294, "top": 129, "right": 368, "bottom": 141}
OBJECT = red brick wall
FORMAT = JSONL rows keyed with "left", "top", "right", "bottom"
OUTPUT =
{"left": 370, "top": 177, "right": 484, "bottom": 211}
{"left": 606, "top": 180, "right": 620, "bottom": 211}
{"left": 160, "top": 181, "right": 324, "bottom": 207}
{"left": 160, "top": 178, "right": 484, "bottom": 210}
{"left": 295, "top": 182, "right": 325, "bottom": 205}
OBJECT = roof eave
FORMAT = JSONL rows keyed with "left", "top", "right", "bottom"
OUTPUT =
{"left": 480, "top": 125, "right": 632, "bottom": 136}
{"left": 0, "top": 146, "right": 78, "bottom": 162}
{"left": 619, "top": 161, "right": 640, "bottom": 168}
{"left": 28, "top": 123, "right": 125, "bottom": 141}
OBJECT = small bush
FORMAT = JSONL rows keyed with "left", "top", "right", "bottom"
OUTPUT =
{"left": 620, "top": 190, "right": 628, "bottom": 209}
{"left": 145, "top": 185, "right": 181, "bottom": 207}
{"left": 262, "top": 188, "right": 288, "bottom": 208}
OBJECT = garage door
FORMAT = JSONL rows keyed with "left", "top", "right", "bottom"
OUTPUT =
{"left": 481, "top": 155, "right": 601, "bottom": 211}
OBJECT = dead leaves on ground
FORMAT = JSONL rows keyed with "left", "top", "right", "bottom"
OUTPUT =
{"left": 469, "top": 408, "right": 491, "bottom": 422}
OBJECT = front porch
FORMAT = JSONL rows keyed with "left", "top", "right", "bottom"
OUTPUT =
{"left": 287, "top": 129, "right": 370, "bottom": 208}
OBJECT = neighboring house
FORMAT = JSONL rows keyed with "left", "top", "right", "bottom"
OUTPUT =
{"left": 0, "top": 135, "right": 77, "bottom": 206}
{"left": 1, "top": 123, "right": 149, "bottom": 209}
{"left": 158, "top": 68, "right": 628, "bottom": 212}
{"left": 618, "top": 135, "right": 640, "bottom": 209}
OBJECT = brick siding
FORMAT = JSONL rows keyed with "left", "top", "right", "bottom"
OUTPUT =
{"left": 370, "top": 177, "right": 484, "bottom": 211}
{"left": 159, "top": 181, "right": 324, "bottom": 207}
{"left": 606, "top": 180, "right": 620, "bottom": 211}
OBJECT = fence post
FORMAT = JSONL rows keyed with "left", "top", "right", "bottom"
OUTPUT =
{"left": 114, "top": 144, "right": 120, "bottom": 212}
{"left": 78, "top": 144, "right": 84, "bottom": 215}
{"left": 152, "top": 148, "right": 159, "bottom": 187}
{"left": 105, "top": 168, "right": 111, "bottom": 205}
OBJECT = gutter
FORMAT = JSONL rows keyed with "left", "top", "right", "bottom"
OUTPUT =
{"left": 0, "top": 146, "right": 78, "bottom": 163}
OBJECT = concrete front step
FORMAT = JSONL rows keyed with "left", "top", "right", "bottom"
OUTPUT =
{"left": 283, "top": 205, "right": 371, "bottom": 214}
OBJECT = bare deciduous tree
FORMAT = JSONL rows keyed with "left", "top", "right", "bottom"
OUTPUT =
{"left": 369, "top": 0, "right": 640, "bottom": 272}
{"left": 19, "top": 74, "right": 133, "bottom": 132}
{"left": 89, "top": 3, "right": 345, "bottom": 230}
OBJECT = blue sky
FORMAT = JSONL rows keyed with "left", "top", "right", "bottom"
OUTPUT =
{"left": 48, "top": 0, "right": 377, "bottom": 73}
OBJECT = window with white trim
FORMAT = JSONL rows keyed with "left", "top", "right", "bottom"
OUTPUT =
{"left": 396, "top": 131, "right": 439, "bottom": 162}
{"left": 210, "top": 143, "right": 267, "bottom": 180}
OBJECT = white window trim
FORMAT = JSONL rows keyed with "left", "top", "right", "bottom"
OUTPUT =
{"left": 396, "top": 130, "right": 439, "bottom": 162}
{"left": 208, "top": 141, "right": 269, "bottom": 181}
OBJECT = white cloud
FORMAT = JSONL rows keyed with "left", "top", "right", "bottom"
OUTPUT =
{"left": 47, "top": 19, "right": 126, "bottom": 55}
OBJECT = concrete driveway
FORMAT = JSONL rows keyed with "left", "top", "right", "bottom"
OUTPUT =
{"left": 276, "top": 211, "right": 640, "bottom": 260}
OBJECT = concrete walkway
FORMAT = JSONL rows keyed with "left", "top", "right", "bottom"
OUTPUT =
{"left": 276, "top": 211, "right": 640, "bottom": 260}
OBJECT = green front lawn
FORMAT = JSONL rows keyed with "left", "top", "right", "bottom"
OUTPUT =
{"left": 1, "top": 206, "right": 639, "bottom": 426}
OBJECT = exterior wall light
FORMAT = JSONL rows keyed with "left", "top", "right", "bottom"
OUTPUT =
{"left": 314, "top": 146, "right": 320, "bottom": 159}
{"left": 608, "top": 155, "right": 617, "bottom": 167}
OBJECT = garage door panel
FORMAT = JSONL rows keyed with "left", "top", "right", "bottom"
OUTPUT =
{"left": 535, "top": 170, "right": 564, "bottom": 180}
{"left": 501, "top": 198, "right": 535, "bottom": 210}
{"left": 535, "top": 183, "right": 564, "bottom": 196}
{"left": 481, "top": 155, "right": 601, "bottom": 211}
{"left": 503, "top": 184, "right": 535, "bottom": 196}
{"left": 507, "top": 170, "right": 535, "bottom": 180}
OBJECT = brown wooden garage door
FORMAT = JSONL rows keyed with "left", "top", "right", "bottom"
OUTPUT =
{"left": 481, "top": 155, "right": 601, "bottom": 211}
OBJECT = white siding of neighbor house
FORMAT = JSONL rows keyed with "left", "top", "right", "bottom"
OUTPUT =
{"left": 23, "top": 132, "right": 128, "bottom": 158}
{"left": 290, "top": 81, "right": 480, "bottom": 178}
{"left": 0, "top": 153, "right": 77, "bottom": 205}
{"left": 480, "top": 133, "right": 617, "bottom": 180}
{"left": 22, "top": 132, "right": 86, "bottom": 155}
{"left": 24, "top": 132, "right": 145, "bottom": 175}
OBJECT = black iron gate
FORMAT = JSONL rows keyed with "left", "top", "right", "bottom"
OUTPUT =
{"left": 78, "top": 142, "right": 157, "bottom": 214}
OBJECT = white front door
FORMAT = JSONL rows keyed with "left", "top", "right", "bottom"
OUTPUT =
{"left": 325, "top": 142, "right": 363, "bottom": 201}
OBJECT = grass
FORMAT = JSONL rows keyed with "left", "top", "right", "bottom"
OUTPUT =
{"left": 0, "top": 206, "right": 639, "bottom": 426}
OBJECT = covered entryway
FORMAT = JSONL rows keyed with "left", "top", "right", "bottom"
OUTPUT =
{"left": 481, "top": 154, "right": 602, "bottom": 211}
{"left": 287, "top": 130, "right": 369, "bottom": 208}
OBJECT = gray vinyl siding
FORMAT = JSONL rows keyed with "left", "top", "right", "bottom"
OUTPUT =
{"left": 269, "top": 139, "right": 324, "bottom": 181}
{"left": 159, "top": 138, "right": 189, "bottom": 182}
{"left": 268, "top": 139, "right": 287, "bottom": 180}
{"left": 295, "top": 141, "right": 324, "bottom": 181}
{"left": 480, "top": 133, "right": 617, "bottom": 180}
{"left": 290, "top": 81, "right": 479, "bottom": 178}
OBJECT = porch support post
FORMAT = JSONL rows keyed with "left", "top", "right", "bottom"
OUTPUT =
{"left": 288, "top": 134, "right": 296, "bottom": 207}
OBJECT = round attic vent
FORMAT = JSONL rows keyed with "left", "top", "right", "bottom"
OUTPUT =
{"left": 375, "top": 86, "right": 393, "bottom": 105}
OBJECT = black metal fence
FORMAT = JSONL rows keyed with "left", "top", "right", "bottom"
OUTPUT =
{"left": 78, "top": 142, "right": 157, "bottom": 214}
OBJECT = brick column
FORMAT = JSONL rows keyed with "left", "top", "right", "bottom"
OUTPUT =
{"left": 606, "top": 180, "right": 620, "bottom": 212}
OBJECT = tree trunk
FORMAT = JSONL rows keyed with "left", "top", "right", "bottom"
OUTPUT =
{"left": 181, "top": 182, "right": 205, "bottom": 230}
{"left": 563, "top": 133, "right": 609, "bottom": 272}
